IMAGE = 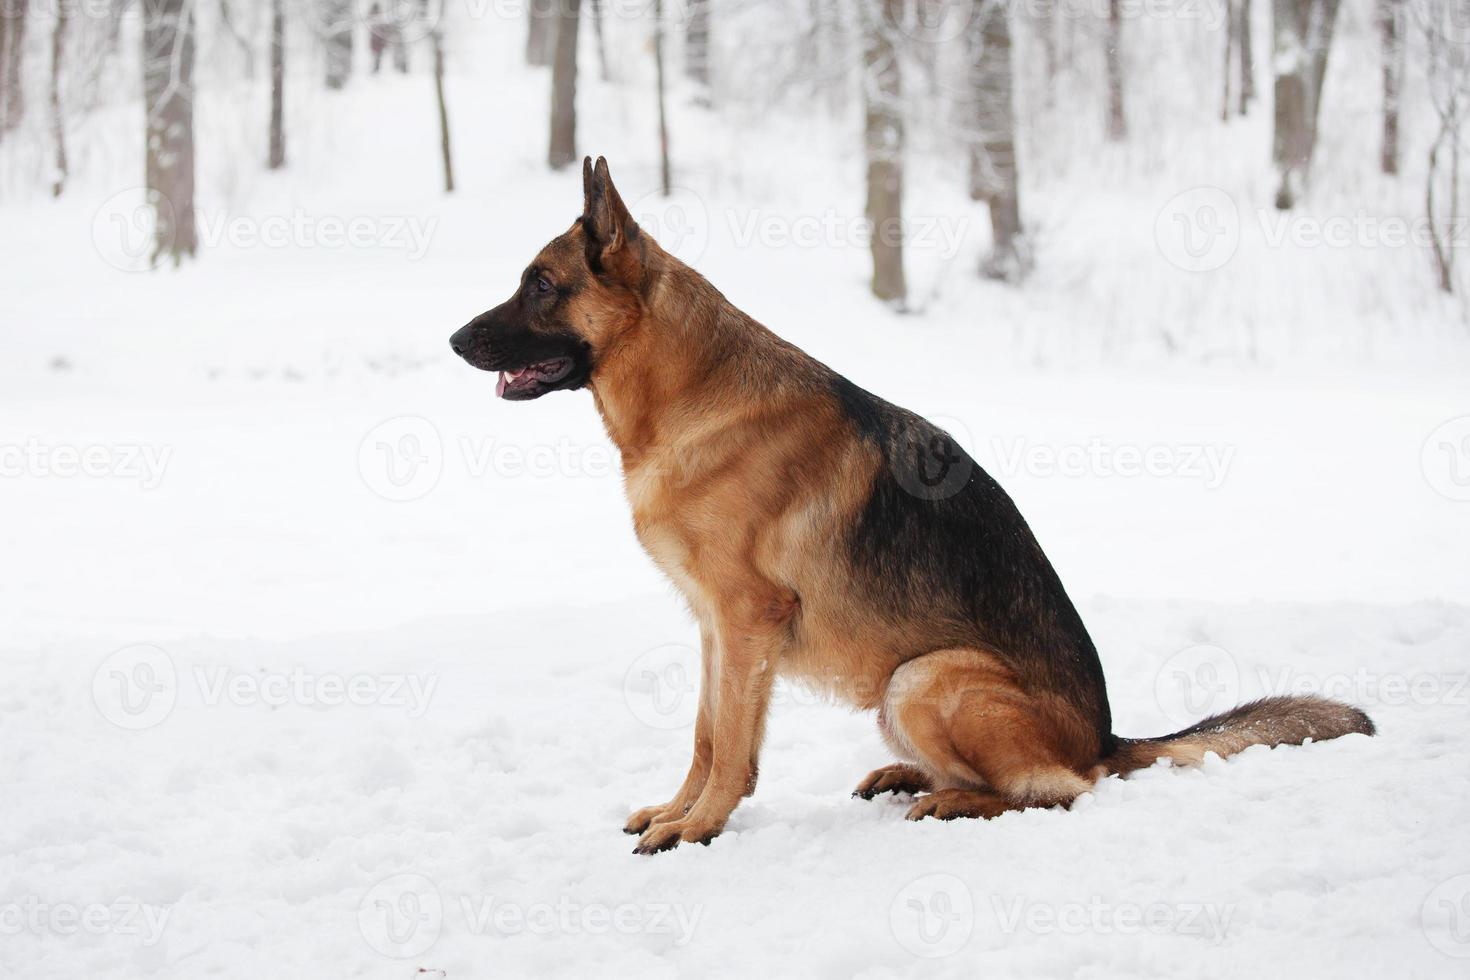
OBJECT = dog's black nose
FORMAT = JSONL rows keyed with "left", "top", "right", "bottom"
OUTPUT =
{"left": 450, "top": 338, "right": 465, "bottom": 356}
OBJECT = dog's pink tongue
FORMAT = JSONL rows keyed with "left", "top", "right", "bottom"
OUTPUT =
{"left": 496, "top": 372, "right": 508, "bottom": 398}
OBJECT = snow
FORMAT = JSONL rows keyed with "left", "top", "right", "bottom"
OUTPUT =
{"left": 4, "top": 6, "right": 1470, "bottom": 979}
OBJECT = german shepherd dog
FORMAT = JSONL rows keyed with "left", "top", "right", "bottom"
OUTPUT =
{"left": 450, "top": 158, "right": 1374, "bottom": 855}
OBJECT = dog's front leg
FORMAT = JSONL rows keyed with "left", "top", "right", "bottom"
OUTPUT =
{"left": 633, "top": 591, "right": 787, "bottom": 854}
{"left": 624, "top": 619, "right": 717, "bottom": 835}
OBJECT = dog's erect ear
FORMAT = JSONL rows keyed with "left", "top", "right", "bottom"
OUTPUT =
{"left": 580, "top": 156, "right": 641, "bottom": 279}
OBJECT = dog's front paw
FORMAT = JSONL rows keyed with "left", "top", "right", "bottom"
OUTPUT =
{"left": 623, "top": 803, "right": 683, "bottom": 836}
{"left": 631, "top": 816, "right": 724, "bottom": 855}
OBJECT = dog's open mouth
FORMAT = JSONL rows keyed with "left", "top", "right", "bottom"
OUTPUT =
{"left": 497, "top": 357, "right": 575, "bottom": 399}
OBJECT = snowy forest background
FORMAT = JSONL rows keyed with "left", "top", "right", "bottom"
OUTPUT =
{"left": 3, "top": 0, "right": 1470, "bottom": 362}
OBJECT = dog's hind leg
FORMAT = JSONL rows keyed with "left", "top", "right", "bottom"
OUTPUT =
{"left": 853, "top": 763, "right": 932, "bottom": 800}
{"left": 879, "top": 648, "right": 1101, "bottom": 822}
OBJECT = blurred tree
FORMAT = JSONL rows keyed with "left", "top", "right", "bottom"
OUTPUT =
{"left": 142, "top": 0, "right": 198, "bottom": 265}
{"left": 590, "top": 0, "right": 610, "bottom": 81}
{"left": 1239, "top": 0, "right": 1255, "bottom": 114}
{"left": 269, "top": 0, "right": 285, "bottom": 169}
{"left": 48, "top": 4, "right": 68, "bottom": 195}
{"left": 432, "top": 23, "right": 454, "bottom": 192}
{"left": 1378, "top": 0, "right": 1405, "bottom": 175}
{"left": 549, "top": 0, "right": 582, "bottom": 169}
{"left": 861, "top": 0, "right": 906, "bottom": 306}
{"left": 686, "top": 0, "right": 711, "bottom": 101}
{"left": 323, "top": 0, "right": 353, "bottom": 88}
{"left": 1271, "top": 0, "right": 1342, "bottom": 208}
{"left": 528, "top": 0, "right": 555, "bottom": 67}
{"left": 655, "top": 0, "right": 672, "bottom": 194}
{"left": 0, "top": 0, "right": 27, "bottom": 135}
{"left": 1105, "top": 0, "right": 1125, "bottom": 139}
{"left": 968, "top": 0, "right": 1028, "bottom": 282}
{"left": 1423, "top": 0, "right": 1468, "bottom": 292}
{"left": 1035, "top": 0, "right": 1058, "bottom": 107}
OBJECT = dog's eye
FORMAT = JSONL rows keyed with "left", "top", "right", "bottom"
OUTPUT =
{"left": 535, "top": 276, "right": 552, "bottom": 293}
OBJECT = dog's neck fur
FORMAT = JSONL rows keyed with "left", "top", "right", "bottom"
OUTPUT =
{"left": 589, "top": 252, "right": 797, "bottom": 462}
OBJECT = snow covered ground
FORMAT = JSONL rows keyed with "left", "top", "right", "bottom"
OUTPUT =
{"left": 5, "top": 9, "right": 1470, "bottom": 979}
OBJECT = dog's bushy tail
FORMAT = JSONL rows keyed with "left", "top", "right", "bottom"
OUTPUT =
{"left": 1105, "top": 695, "right": 1375, "bottom": 775}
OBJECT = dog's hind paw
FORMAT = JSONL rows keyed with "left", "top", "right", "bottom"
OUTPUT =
{"left": 853, "top": 763, "right": 933, "bottom": 800}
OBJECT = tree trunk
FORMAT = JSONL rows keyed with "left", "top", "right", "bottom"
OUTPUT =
{"left": 655, "top": 0, "right": 672, "bottom": 194}
{"left": 1239, "top": 0, "right": 1255, "bottom": 113}
{"left": 968, "top": 0, "right": 1027, "bottom": 282}
{"left": 142, "top": 0, "right": 198, "bottom": 265}
{"left": 590, "top": 0, "right": 609, "bottom": 81}
{"left": 268, "top": 0, "right": 285, "bottom": 169}
{"left": 0, "top": 0, "right": 28, "bottom": 134}
{"left": 323, "top": 0, "right": 352, "bottom": 89}
{"left": 1037, "top": 0, "right": 1057, "bottom": 107}
{"left": 686, "top": 0, "right": 711, "bottom": 96}
{"left": 1104, "top": 0, "right": 1125, "bottom": 140}
{"left": 1378, "top": 0, "right": 1404, "bottom": 175}
{"left": 1223, "top": 0, "right": 1237, "bottom": 122}
{"left": 527, "top": 0, "right": 555, "bottom": 67}
{"left": 1271, "top": 0, "right": 1343, "bottom": 208}
{"left": 548, "top": 0, "right": 581, "bottom": 170}
{"left": 862, "top": 0, "right": 906, "bottom": 306}
{"left": 49, "top": 3, "right": 68, "bottom": 195}
{"left": 432, "top": 29, "right": 454, "bottom": 193}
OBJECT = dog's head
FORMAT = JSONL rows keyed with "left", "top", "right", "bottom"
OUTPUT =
{"left": 449, "top": 156, "right": 647, "bottom": 400}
